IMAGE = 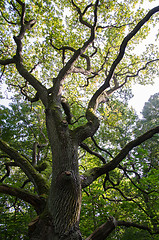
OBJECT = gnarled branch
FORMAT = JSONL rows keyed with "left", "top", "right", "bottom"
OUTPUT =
{"left": 81, "top": 126, "right": 159, "bottom": 188}
{"left": 0, "top": 139, "right": 48, "bottom": 195}
{"left": 0, "top": 183, "right": 45, "bottom": 214}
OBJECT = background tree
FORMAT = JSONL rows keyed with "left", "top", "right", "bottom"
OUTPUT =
{"left": 0, "top": 0, "right": 159, "bottom": 239}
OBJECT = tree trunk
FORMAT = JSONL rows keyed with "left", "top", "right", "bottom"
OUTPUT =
{"left": 28, "top": 217, "right": 82, "bottom": 240}
{"left": 29, "top": 108, "right": 82, "bottom": 240}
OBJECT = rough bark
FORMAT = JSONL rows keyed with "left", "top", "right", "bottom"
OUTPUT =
{"left": 28, "top": 107, "right": 82, "bottom": 239}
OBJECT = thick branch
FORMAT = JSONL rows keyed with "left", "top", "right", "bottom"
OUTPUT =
{"left": 0, "top": 139, "right": 48, "bottom": 195}
{"left": 0, "top": 183, "right": 45, "bottom": 214}
{"left": 86, "top": 217, "right": 116, "bottom": 240}
{"left": 73, "top": 111, "right": 100, "bottom": 144}
{"left": 15, "top": 62, "right": 48, "bottom": 107}
{"left": 61, "top": 97, "right": 72, "bottom": 124}
{"left": 81, "top": 126, "right": 159, "bottom": 188}
{"left": 73, "top": 93, "right": 108, "bottom": 143}
{"left": 70, "top": 67, "right": 92, "bottom": 75}
{"left": 13, "top": 19, "right": 36, "bottom": 59}
{"left": 86, "top": 217, "right": 155, "bottom": 240}
{"left": 0, "top": 58, "right": 15, "bottom": 65}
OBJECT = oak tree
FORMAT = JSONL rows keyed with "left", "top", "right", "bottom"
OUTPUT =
{"left": 0, "top": 0, "right": 159, "bottom": 239}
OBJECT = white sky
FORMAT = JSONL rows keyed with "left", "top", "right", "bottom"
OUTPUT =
{"left": 129, "top": 79, "right": 159, "bottom": 116}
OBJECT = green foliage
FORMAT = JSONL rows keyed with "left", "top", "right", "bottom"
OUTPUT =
{"left": 0, "top": 100, "right": 47, "bottom": 154}
{"left": 0, "top": 194, "right": 36, "bottom": 240}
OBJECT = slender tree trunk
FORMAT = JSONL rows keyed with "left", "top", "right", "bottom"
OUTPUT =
{"left": 29, "top": 108, "right": 82, "bottom": 240}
